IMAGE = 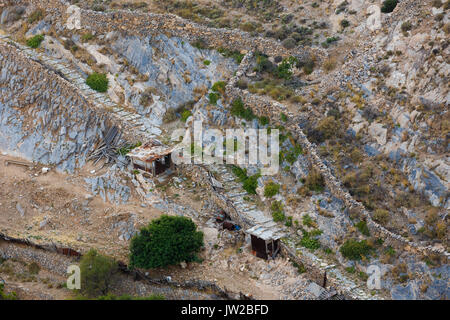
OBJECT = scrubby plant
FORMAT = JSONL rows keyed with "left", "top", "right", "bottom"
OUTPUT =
{"left": 230, "top": 98, "right": 256, "bottom": 121}
{"left": 276, "top": 56, "right": 298, "bottom": 80}
{"left": 0, "top": 283, "right": 17, "bottom": 300}
{"left": 259, "top": 116, "right": 269, "bottom": 126}
{"left": 203, "top": 60, "right": 211, "bottom": 66}
{"left": 300, "top": 230, "right": 322, "bottom": 251}
{"left": 81, "top": 32, "right": 94, "bottom": 42}
{"left": 26, "top": 34, "right": 44, "bottom": 48}
{"left": 356, "top": 220, "right": 370, "bottom": 236}
{"left": 130, "top": 215, "right": 204, "bottom": 269}
{"left": 28, "top": 262, "right": 41, "bottom": 275}
{"left": 302, "top": 214, "right": 316, "bottom": 228}
{"left": 271, "top": 201, "right": 285, "bottom": 222}
{"left": 340, "top": 19, "right": 350, "bottom": 29}
{"left": 304, "top": 168, "right": 325, "bottom": 192}
{"left": 79, "top": 249, "right": 119, "bottom": 298}
{"left": 373, "top": 209, "right": 389, "bottom": 225}
{"left": 180, "top": 109, "right": 192, "bottom": 122}
{"left": 86, "top": 73, "right": 109, "bottom": 92}
{"left": 163, "top": 108, "right": 177, "bottom": 123}
{"left": 231, "top": 166, "right": 260, "bottom": 194}
{"left": 217, "top": 48, "right": 245, "bottom": 64}
{"left": 340, "top": 239, "right": 372, "bottom": 260}
{"left": 282, "top": 37, "right": 297, "bottom": 49}
{"left": 208, "top": 92, "right": 220, "bottom": 105}
{"left": 264, "top": 181, "right": 280, "bottom": 198}
{"left": 211, "top": 81, "right": 227, "bottom": 94}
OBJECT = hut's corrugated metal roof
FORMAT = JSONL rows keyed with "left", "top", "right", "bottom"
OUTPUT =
{"left": 127, "top": 140, "right": 173, "bottom": 162}
{"left": 245, "top": 220, "right": 286, "bottom": 241}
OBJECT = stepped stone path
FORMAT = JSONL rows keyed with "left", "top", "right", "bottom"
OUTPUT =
{"left": 205, "top": 164, "right": 272, "bottom": 227}
{"left": 296, "top": 247, "right": 384, "bottom": 300}
{"left": 0, "top": 34, "right": 160, "bottom": 141}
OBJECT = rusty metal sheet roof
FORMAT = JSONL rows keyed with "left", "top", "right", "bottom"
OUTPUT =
{"left": 127, "top": 140, "right": 173, "bottom": 162}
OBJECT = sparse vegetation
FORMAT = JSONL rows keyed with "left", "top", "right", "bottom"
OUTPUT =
{"left": 340, "top": 239, "right": 373, "bottom": 260}
{"left": 86, "top": 73, "right": 109, "bottom": 92}
{"left": 26, "top": 35, "right": 44, "bottom": 48}
{"left": 264, "top": 181, "right": 280, "bottom": 198}
{"left": 232, "top": 166, "right": 260, "bottom": 195}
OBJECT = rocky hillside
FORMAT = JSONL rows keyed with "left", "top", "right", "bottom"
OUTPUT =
{"left": 0, "top": 0, "right": 448, "bottom": 300}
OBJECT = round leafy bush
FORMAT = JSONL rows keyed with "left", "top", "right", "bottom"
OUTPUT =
{"left": 130, "top": 215, "right": 204, "bottom": 269}
{"left": 26, "top": 35, "right": 44, "bottom": 48}
{"left": 86, "top": 72, "right": 109, "bottom": 92}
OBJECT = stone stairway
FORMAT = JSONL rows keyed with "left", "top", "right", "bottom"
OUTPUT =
{"left": 205, "top": 164, "right": 273, "bottom": 227}
{"left": 0, "top": 34, "right": 160, "bottom": 141}
{"left": 294, "top": 246, "right": 385, "bottom": 300}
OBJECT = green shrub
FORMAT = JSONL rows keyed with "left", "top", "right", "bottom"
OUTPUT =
{"left": 203, "top": 60, "right": 211, "bottom": 66}
{"left": 282, "top": 37, "right": 297, "bottom": 49}
{"left": 259, "top": 116, "right": 269, "bottom": 126}
{"left": 130, "top": 215, "right": 204, "bottom": 269}
{"left": 217, "top": 48, "right": 245, "bottom": 64}
{"left": 381, "top": 0, "right": 398, "bottom": 13}
{"left": 264, "top": 181, "right": 280, "bottom": 198}
{"left": 302, "top": 214, "right": 316, "bottom": 228}
{"left": 0, "top": 283, "right": 17, "bottom": 300}
{"left": 300, "top": 231, "right": 321, "bottom": 251}
{"left": 276, "top": 56, "right": 298, "bottom": 80}
{"left": 86, "top": 73, "right": 109, "bottom": 92}
{"left": 340, "top": 19, "right": 350, "bottom": 29}
{"left": 208, "top": 92, "right": 220, "bottom": 105}
{"left": 285, "top": 216, "right": 293, "bottom": 227}
{"left": 271, "top": 201, "right": 285, "bottom": 222}
{"left": 230, "top": 98, "right": 255, "bottom": 121}
{"left": 356, "top": 220, "right": 370, "bottom": 236}
{"left": 180, "top": 110, "right": 192, "bottom": 122}
{"left": 340, "top": 239, "right": 372, "bottom": 260}
{"left": 211, "top": 81, "right": 226, "bottom": 94}
{"left": 81, "top": 33, "right": 94, "bottom": 42}
{"left": 26, "top": 35, "right": 44, "bottom": 48}
{"left": 79, "top": 249, "right": 119, "bottom": 298}
{"left": 292, "top": 261, "right": 306, "bottom": 274}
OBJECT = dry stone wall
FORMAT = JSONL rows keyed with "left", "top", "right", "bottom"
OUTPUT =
{"left": 7, "top": 0, "right": 320, "bottom": 59}
{"left": 225, "top": 52, "right": 449, "bottom": 258}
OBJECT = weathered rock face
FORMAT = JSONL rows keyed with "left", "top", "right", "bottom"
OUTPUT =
{"left": 110, "top": 33, "right": 237, "bottom": 113}
{"left": 0, "top": 43, "right": 111, "bottom": 172}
